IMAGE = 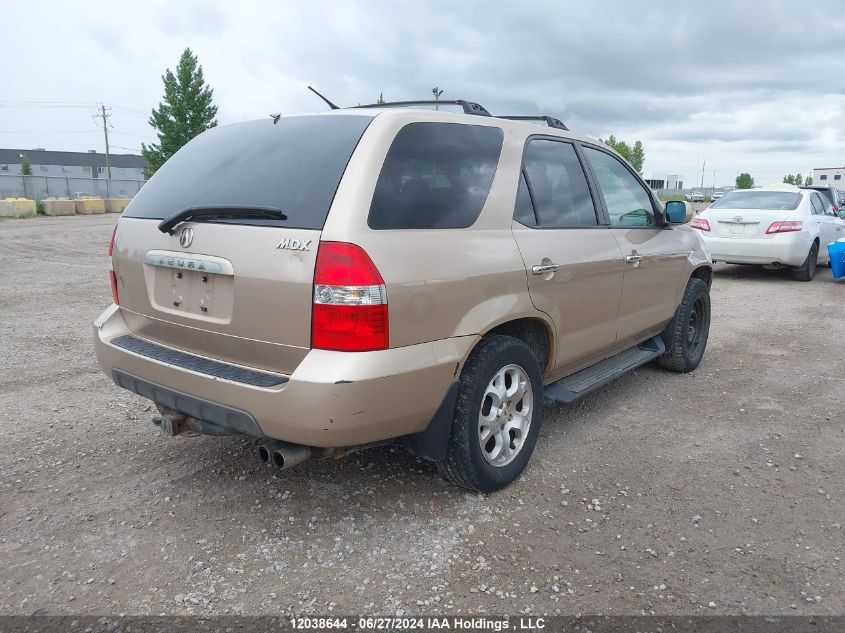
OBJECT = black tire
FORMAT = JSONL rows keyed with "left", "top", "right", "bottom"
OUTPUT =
{"left": 658, "top": 277, "right": 710, "bottom": 373}
{"left": 792, "top": 241, "right": 818, "bottom": 282}
{"left": 437, "top": 335, "right": 543, "bottom": 493}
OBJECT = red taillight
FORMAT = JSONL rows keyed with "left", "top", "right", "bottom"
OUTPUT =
{"left": 109, "top": 270, "right": 119, "bottom": 305}
{"left": 311, "top": 242, "right": 388, "bottom": 351}
{"left": 108, "top": 227, "right": 119, "bottom": 305}
{"left": 765, "top": 220, "right": 803, "bottom": 234}
{"left": 690, "top": 217, "right": 711, "bottom": 232}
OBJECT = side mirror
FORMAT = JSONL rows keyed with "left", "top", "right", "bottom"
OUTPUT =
{"left": 665, "top": 200, "right": 694, "bottom": 224}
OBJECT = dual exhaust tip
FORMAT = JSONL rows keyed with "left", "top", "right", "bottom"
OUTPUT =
{"left": 257, "top": 441, "right": 313, "bottom": 472}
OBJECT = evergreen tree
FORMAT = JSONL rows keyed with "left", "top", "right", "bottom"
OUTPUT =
{"left": 20, "top": 154, "right": 32, "bottom": 176}
{"left": 142, "top": 48, "right": 218, "bottom": 177}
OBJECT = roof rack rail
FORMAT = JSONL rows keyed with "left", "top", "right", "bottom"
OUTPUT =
{"left": 351, "top": 100, "right": 491, "bottom": 116}
{"left": 499, "top": 115, "right": 569, "bottom": 131}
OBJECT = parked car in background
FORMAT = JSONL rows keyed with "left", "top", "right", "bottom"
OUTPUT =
{"left": 800, "top": 185, "right": 841, "bottom": 211}
{"left": 686, "top": 191, "right": 705, "bottom": 202}
{"left": 93, "top": 102, "right": 712, "bottom": 492}
{"left": 691, "top": 185, "right": 845, "bottom": 281}
{"left": 711, "top": 191, "right": 725, "bottom": 201}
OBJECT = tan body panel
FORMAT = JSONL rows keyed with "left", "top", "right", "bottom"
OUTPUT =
{"left": 113, "top": 218, "right": 318, "bottom": 374}
{"left": 511, "top": 224, "right": 626, "bottom": 378}
{"left": 94, "top": 305, "right": 475, "bottom": 446}
{"left": 612, "top": 226, "right": 704, "bottom": 348}
{"left": 95, "top": 108, "right": 711, "bottom": 449}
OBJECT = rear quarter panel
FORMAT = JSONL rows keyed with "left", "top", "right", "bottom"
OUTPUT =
{"left": 321, "top": 113, "right": 546, "bottom": 349}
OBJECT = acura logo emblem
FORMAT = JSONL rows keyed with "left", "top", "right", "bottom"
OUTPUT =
{"left": 179, "top": 227, "right": 194, "bottom": 248}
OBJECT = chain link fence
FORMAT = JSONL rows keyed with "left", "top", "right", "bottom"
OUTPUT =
{"left": 0, "top": 174, "right": 145, "bottom": 201}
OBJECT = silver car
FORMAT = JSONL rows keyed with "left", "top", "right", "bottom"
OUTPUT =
{"left": 692, "top": 186, "right": 845, "bottom": 281}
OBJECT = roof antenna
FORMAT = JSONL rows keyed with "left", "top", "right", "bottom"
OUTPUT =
{"left": 269, "top": 113, "right": 281, "bottom": 124}
{"left": 307, "top": 85, "right": 340, "bottom": 110}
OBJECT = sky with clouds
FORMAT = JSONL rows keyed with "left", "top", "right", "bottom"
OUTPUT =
{"left": 3, "top": 1, "right": 844, "bottom": 187}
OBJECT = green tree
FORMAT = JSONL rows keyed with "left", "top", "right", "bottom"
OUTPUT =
{"left": 20, "top": 154, "right": 32, "bottom": 176}
{"left": 783, "top": 174, "right": 794, "bottom": 184}
{"left": 630, "top": 140, "right": 645, "bottom": 174}
{"left": 736, "top": 173, "right": 754, "bottom": 189}
{"left": 377, "top": 92, "right": 386, "bottom": 104}
{"left": 795, "top": 173, "right": 802, "bottom": 187}
{"left": 805, "top": 175, "right": 813, "bottom": 185}
{"left": 142, "top": 48, "right": 218, "bottom": 177}
{"left": 601, "top": 135, "right": 645, "bottom": 173}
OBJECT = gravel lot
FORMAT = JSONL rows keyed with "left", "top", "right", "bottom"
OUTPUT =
{"left": 1, "top": 215, "right": 842, "bottom": 617}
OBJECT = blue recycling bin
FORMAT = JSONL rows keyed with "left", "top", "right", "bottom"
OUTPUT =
{"left": 828, "top": 238, "right": 845, "bottom": 280}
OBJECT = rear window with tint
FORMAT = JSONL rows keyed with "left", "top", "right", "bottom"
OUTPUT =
{"left": 710, "top": 191, "right": 802, "bottom": 211}
{"left": 123, "top": 115, "right": 373, "bottom": 230}
{"left": 368, "top": 122, "right": 504, "bottom": 229}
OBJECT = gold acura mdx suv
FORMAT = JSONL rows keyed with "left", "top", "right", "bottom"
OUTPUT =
{"left": 94, "top": 100, "right": 712, "bottom": 492}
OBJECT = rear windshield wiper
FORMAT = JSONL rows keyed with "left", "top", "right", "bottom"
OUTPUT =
{"left": 158, "top": 206, "right": 288, "bottom": 234}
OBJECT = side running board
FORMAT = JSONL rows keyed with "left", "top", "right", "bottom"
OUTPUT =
{"left": 543, "top": 335, "right": 665, "bottom": 404}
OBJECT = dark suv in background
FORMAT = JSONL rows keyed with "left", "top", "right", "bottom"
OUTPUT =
{"left": 801, "top": 185, "right": 841, "bottom": 211}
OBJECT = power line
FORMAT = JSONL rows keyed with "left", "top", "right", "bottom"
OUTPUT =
{"left": 0, "top": 104, "right": 97, "bottom": 109}
{"left": 110, "top": 130, "right": 156, "bottom": 140}
{"left": 0, "top": 130, "right": 102, "bottom": 134}
{"left": 105, "top": 103, "right": 149, "bottom": 115}
{"left": 0, "top": 101, "right": 151, "bottom": 117}
{"left": 110, "top": 145, "right": 143, "bottom": 154}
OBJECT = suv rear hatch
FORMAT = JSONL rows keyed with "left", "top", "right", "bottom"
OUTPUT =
{"left": 112, "top": 114, "right": 373, "bottom": 376}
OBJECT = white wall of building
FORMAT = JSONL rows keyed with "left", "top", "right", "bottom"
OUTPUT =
{"left": 812, "top": 167, "right": 845, "bottom": 185}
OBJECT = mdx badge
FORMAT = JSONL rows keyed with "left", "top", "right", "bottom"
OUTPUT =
{"left": 277, "top": 238, "right": 312, "bottom": 251}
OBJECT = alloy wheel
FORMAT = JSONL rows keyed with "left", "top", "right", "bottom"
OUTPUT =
{"left": 478, "top": 364, "right": 533, "bottom": 467}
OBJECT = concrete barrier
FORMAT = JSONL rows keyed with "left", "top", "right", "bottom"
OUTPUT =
{"left": 105, "top": 198, "right": 132, "bottom": 214}
{"left": 42, "top": 199, "right": 77, "bottom": 216}
{"left": 0, "top": 198, "right": 37, "bottom": 218}
{"left": 75, "top": 198, "right": 106, "bottom": 214}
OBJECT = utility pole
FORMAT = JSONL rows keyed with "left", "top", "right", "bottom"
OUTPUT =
{"left": 94, "top": 104, "right": 113, "bottom": 199}
{"left": 432, "top": 86, "right": 443, "bottom": 110}
{"left": 700, "top": 159, "right": 706, "bottom": 189}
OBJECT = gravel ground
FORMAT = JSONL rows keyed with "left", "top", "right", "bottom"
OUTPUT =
{"left": 1, "top": 215, "right": 842, "bottom": 617}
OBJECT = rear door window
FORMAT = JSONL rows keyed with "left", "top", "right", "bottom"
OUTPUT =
{"left": 368, "top": 123, "right": 504, "bottom": 229}
{"left": 817, "top": 193, "right": 836, "bottom": 216}
{"left": 518, "top": 139, "right": 598, "bottom": 227}
{"left": 514, "top": 171, "right": 538, "bottom": 226}
{"left": 810, "top": 194, "right": 825, "bottom": 215}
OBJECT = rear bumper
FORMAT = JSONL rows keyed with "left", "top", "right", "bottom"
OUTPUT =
{"left": 702, "top": 232, "right": 812, "bottom": 266}
{"left": 94, "top": 305, "right": 477, "bottom": 447}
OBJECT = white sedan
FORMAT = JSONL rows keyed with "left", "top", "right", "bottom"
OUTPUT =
{"left": 691, "top": 185, "right": 845, "bottom": 281}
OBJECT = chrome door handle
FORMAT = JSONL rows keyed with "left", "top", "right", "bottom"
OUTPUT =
{"left": 532, "top": 263, "right": 560, "bottom": 275}
{"left": 625, "top": 255, "right": 643, "bottom": 263}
